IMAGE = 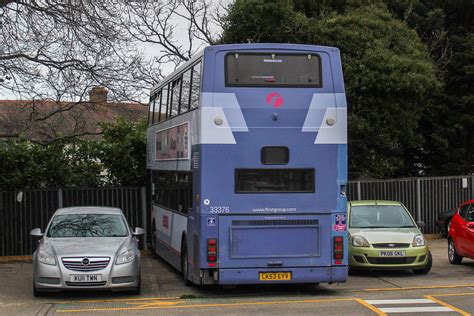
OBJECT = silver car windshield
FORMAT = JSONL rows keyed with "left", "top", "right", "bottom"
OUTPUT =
{"left": 47, "top": 214, "right": 129, "bottom": 237}
{"left": 350, "top": 205, "right": 416, "bottom": 228}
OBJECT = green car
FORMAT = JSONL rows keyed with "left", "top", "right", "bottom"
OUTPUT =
{"left": 348, "top": 200, "right": 432, "bottom": 274}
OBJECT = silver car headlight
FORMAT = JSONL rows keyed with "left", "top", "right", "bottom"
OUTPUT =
{"left": 352, "top": 235, "right": 370, "bottom": 247}
{"left": 412, "top": 234, "right": 425, "bottom": 247}
{"left": 38, "top": 251, "right": 56, "bottom": 266}
{"left": 116, "top": 249, "right": 135, "bottom": 265}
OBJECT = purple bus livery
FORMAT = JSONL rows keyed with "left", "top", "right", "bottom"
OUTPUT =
{"left": 146, "top": 44, "right": 348, "bottom": 286}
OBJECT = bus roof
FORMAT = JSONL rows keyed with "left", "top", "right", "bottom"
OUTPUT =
{"left": 150, "top": 43, "right": 340, "bottom": 95}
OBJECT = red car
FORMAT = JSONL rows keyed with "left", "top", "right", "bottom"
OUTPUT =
{"left": 448, "top": 199, "right": 474, "bottom": 264}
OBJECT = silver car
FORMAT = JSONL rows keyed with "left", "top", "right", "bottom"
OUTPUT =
{"left": 30, "top": 207, "right": 145, "bottom": 296}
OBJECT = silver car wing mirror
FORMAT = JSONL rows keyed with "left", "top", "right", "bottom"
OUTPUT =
{"left": 30, "top": 228, "right": 43, "bottom": 237}
{"left": 133, "top": 227, "right": 146, "bottom": 236}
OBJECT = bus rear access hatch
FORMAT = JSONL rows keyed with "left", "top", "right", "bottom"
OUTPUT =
{"left": 217, "top": 215, "right": 332, "bottom": 269}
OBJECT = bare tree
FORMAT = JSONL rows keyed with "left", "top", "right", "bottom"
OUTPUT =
{"left": 0, "top": 0, "right": 223, "bottom": 143}
{"left": 0, "top": 1, "right": 151, "bottom": 100}
{"left": 121, "top": 0, "right": 222, "bottom": 70}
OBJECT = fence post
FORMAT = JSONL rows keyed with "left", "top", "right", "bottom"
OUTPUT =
{"left": 416, "top": 179, "right": 421, "bottom": 221}
{"left": 58, "top": 189, "right": 63, "bottom": 209}
{"left": 357, "top": 181, "right": 361, "bottom": 200}
{"left": 141, "top": 187, "right": 148, "bottom": 250}
{"left": 471, "top": 175, "right": 474, "bottom": 198}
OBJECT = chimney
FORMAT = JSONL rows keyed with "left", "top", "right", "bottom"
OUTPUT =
{"left": 89, "top": 86, "right": 108, "bottom": 105}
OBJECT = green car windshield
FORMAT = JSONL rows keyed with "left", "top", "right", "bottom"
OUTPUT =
{"left": 350, "top": 205, "right": 416, "bottom": 228}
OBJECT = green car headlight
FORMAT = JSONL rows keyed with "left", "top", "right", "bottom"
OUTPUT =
{"left": 412, "top": 234, "right": 425, "bottom": 247}
{"left": 352, "top": 235, "right": 370, "bottom": 247}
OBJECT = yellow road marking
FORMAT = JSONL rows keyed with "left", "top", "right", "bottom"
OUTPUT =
{"left": 59, "top": 296, "right": 180, "bottom": 304}
{"left": 431, "top": 292, "right": 474, "bottom": 298}
{"left": 131, "top": 300, "right": 183, "bottom": 308}
{"left": 53, "top": 285, "right": 474, "bottom": 314}
{"left": 56, "top": 297, "right": 356, "bottom": 313}
{"left": 354, "top": 298, "right": 387, "bottom": 316}
{"left": 425, "top": 295, "right": 471, "bottom": 316}
{"left": 362, "top": 283, "right": 474, "bottom": 292}
{"left": 125, "top": 300, "right": 183, "bottom": 307}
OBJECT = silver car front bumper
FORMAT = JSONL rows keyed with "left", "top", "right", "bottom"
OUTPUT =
{"left": 33, "top": 256, "right": 140, "bottom": 291}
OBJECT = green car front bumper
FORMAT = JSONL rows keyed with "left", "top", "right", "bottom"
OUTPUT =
{"left": 349, "top": 245, "right": 430, "bottom": 270}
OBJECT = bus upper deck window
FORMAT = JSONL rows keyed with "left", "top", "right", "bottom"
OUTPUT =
{"left": 261, "top": 147, "right": 289, "bottom": 165}
{"left": 225, "top": 53, "right": 322, "bottom": 87}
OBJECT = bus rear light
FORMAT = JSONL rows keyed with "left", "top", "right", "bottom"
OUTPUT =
{"left": 207, "top": 238, "right": 217, "bottom": 263}
{"left": 333, "top": 236, "right": 344, "bottom": 260}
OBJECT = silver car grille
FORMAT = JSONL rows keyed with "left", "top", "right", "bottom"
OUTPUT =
{"left": 62, "top": 257, "right": 110, "bottom": 272}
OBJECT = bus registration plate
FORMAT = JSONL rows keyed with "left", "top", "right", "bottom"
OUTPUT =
{"left": 259, "top": 272, "right": 291, "bottom": 281}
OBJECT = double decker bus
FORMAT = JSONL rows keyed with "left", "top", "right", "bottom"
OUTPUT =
{"left": 146, "top": 44, "right": 348, "bottom": 286}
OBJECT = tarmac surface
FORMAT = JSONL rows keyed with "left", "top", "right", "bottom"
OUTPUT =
{"left": 1, "top": 238, "right": 474, "bottom": 315}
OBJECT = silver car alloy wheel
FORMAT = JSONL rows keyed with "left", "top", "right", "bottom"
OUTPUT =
{"left": 448, "top": 241, "right": 455, "bottom": 261}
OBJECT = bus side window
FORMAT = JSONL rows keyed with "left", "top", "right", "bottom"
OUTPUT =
{"left": 181, "top": 69, "right": 192, "bottom": 113}
{"left": 190, "top": 62, "right": 201, "bottom": 109}
{"left": 171, "top": 77, "right": 181, "bottom": 117}
{"left": 157, "top": 90, "right": 163, "bottom": 122}
{"left": 152, "top": 170, "right": 192, "bottom": 216}
{"left": 162, "top": 84, "right": 170, "bottom": 119}
{"left": 152, "top": 91, "right": 161, "bottom": 124}
{"left": 148, "top": 95, "right": 155, "bottom": 126}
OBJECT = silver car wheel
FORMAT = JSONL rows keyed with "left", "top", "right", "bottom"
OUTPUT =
{"left": 448, "top": 241, "right": 454, "bottom": 261}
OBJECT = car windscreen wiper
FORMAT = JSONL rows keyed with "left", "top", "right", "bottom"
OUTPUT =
{"left": 398, "top": 225, "right": 416, "bottom": 228}
{"left": 361, "top": 226, "right": 391, "bottom": 228}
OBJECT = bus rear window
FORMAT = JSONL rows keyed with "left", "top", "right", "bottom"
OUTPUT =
{"left": 235, "top": 169, "right": 315, "bottom": 193}
{"left": 226, "top": 53, "right": 322, "bottom": 87}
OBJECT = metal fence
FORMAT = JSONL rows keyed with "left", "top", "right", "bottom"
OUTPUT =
{"left": 1, "top": 175, "right": 473, "bottom": 256}
{"left": 0, "top": 187, "right": 145, "bottom": 256}
{"left": 347, "top": 175, "right": 474, "bottom": 233}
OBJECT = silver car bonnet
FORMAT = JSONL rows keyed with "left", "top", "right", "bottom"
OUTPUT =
{"left": 42, "top": 237, "right": 131, "bottom": 258}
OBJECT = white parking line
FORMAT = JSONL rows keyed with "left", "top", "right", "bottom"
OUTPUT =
{"left": 365, "top": 299, "right": 434, "bottom": 305}
{"left": 379, "top": 306, "right": 453, "bottom": 313}
{"left": 362, "top": 298, "right": 456, "bottom": 314}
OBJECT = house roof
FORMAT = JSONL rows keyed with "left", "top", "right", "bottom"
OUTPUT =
{"left": 0, "top": 91, "right": 147, "bottom": 142}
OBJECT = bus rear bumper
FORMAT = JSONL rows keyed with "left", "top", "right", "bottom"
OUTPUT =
{"left": 218, "top": 266, "right": 348, "bottom": 285}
